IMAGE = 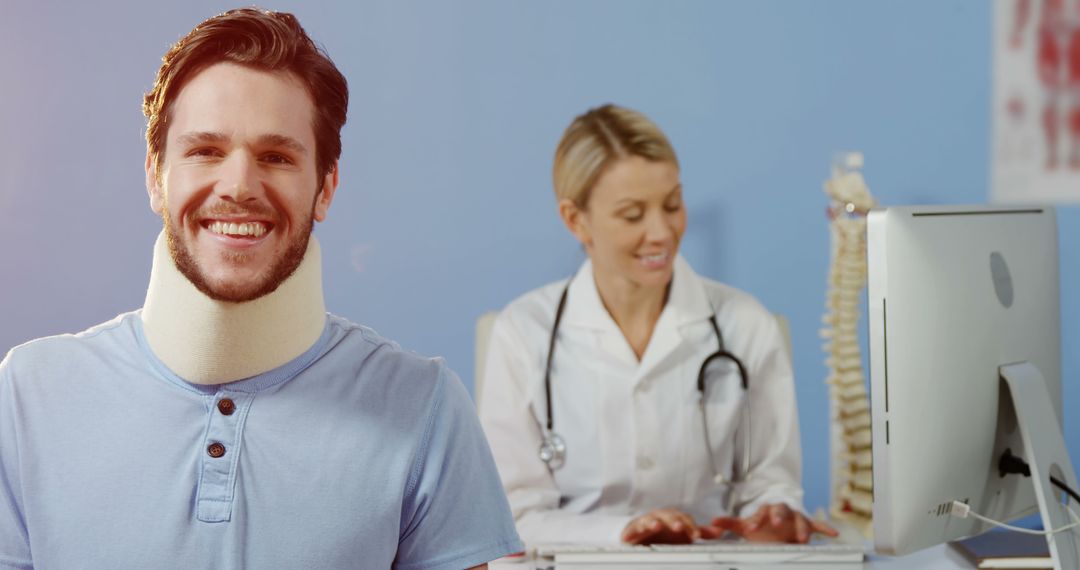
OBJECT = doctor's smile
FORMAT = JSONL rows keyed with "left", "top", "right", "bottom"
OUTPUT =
{"left": 637, "top": 251, "right": 673, "bottom": 269}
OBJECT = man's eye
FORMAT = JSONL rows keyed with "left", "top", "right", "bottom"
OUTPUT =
{"left": 188, "top": 148, "right": 222, "bottom": 158}
{"left": 262, "top": 153, "right": 293, "bottom": 165}
{"left": 622, "top": 212, "right": 643, "bottom": 222}
{"left": 664, "top": 201, "right": 682, "bottom": 212}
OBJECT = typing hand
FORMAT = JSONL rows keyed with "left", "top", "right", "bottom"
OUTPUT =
{"left": 621, "top": 508, "right": 724, "bottom": 545}
{"left": 708, "top": 503, "right": 839, "bottom": 544}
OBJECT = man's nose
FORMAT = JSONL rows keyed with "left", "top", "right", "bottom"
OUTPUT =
{"left": 215, "top": 152, "right": 259, "bottom": 202}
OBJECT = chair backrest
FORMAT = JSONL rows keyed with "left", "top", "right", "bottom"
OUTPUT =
{"left": 474, "top": 311, "right": 792, "bottom": 413}
{"left": 474, "top": 311, "right": 500, "bottom": 412}
{"left": 774, "top": 313, "right": 792, "bottom": 365}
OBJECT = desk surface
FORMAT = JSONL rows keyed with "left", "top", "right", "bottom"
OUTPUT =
{"left": 490, "top": 543, "right": 976, "bottom": 569}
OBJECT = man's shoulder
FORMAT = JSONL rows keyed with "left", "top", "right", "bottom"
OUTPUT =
{"left": 321, "top": 313, "right": 452, "bottom": 390}
{"left": 1, "top": 311, "right": 140, "bottom": 375}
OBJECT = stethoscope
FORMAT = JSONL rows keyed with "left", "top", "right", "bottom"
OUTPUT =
{"left": 538, "top": 281, "right": 753, "bottom": 484}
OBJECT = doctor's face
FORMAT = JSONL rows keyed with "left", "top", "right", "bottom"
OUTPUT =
{"left": 146, "top": 63, "right": 337, "bottom": 302}
{"left": 568, "top": 156, "right": 686, "bottom": 290}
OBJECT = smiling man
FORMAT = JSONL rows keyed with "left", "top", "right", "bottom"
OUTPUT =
{"left": 0, "top": 8, "right": 521, "bottom": 569}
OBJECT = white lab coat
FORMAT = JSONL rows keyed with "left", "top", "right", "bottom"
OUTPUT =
{"left": 478, "top": 255, "right": 804, "bottom": 545}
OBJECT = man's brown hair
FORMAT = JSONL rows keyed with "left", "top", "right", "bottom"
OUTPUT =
{"left": 143, "top": 8, "right": 348, "bottom": 180}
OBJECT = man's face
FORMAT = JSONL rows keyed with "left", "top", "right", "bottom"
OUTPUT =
{"left": 146, "top": 62, "right": 337, "bottom": 302}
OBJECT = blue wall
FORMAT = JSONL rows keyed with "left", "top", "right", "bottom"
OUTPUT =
{"left": 2, "top": 0, "right": 1075, "bottom": 514}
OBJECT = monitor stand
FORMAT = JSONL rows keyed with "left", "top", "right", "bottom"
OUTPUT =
{"left": 1000, "top": 362, "right": 1080, "bottom": 570}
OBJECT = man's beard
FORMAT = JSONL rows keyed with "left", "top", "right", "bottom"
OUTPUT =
{"left": 163, "top": 207, "right": 313, "bottom": 304}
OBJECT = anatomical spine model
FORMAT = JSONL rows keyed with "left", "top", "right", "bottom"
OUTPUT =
{"left": 821, "top": 152, "right": 877, "bottom": 537}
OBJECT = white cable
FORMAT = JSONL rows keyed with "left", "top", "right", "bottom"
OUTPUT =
{"left": 950, "top": 500, "right": 1080, "bottom": 536}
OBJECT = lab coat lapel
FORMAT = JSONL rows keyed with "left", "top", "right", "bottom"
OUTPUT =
{"left": 635, "top": 310, "right": 680, "bottom": 382}
{"left": 636, "top": 256, "right": 715, "bottom": 380}
{"left": 562, "top": 259, "right": 639, "bottom": 366}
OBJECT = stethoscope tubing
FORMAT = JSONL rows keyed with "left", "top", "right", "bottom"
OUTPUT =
{"left": 543, "top": 284, "right": 570, "bottom": 433}
{"left": 540, "top": 278, "right": 751, "bottom": 482}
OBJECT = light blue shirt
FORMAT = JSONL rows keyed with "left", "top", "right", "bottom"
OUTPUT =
{"left": 0, "top": 312, "right": 522, "bottom": 569}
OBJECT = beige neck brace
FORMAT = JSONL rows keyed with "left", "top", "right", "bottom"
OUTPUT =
{"left": 140, "top": 231, "right": 326, "bottom": 385}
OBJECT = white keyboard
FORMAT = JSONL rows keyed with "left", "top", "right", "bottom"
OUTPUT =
{"left": 534, "top": 540, "right": 866, "bottom": 565}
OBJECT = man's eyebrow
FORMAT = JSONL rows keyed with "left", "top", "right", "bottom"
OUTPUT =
{"left": 175, "top": 131, "right": 230, "bottom": 147}
{"left": 258, "top": 133, "right": 308, "bottom": 155}
{"left": 173, "top": 132, "right": 308, "bottom": 155}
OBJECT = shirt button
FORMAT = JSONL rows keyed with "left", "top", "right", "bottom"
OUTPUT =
{"left": 217, "top": 398, "right": 236, "bottom": 416}
{"left": 207, "top": 442, "right": 226, "bottom": 458}
{"left": 637, "top": 456, "right": 654, "bottom": 470}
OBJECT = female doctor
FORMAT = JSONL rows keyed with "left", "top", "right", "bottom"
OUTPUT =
{"left": 478, "top": 104, "right": 837, "bottom": 546}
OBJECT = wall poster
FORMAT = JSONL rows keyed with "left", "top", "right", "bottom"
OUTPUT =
{"left": 993, "top": 0, "right": 1080, "bottom": 203}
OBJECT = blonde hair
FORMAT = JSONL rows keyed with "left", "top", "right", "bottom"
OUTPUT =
{"left": 552, "top": 104, "right": 678, "bottom": 208}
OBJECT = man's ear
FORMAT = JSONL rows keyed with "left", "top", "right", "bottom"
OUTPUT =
{"left": 145, "top": 151, "right": 164, "bottom": 215}
{"left": 313, "top": 161, "right": 340, "bottom": 222}
{"left": 557, "top": 198, "right": 591, "bottom": 248}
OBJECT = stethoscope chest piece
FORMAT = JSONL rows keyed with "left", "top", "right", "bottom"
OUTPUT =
{"left": 539, "top": 431, "right": 567, "bottom": 470}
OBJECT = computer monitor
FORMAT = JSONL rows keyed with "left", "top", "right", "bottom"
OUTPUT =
{"left": 866, "top": 204, "right": 1078, "bottom": 566}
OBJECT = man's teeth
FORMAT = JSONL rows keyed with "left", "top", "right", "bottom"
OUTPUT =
{"left": 208, "top": 221, "right": 268, "bottom": 237}
{"left": 641, "top": 253, "right": 668, "bottom": 263}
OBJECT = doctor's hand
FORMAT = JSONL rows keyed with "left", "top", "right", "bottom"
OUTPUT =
{"left": 708, "top": 503, "right": 839, "bottom": 544}
{"left": 621, "top": 508, "right": 724, "bottom": 545}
